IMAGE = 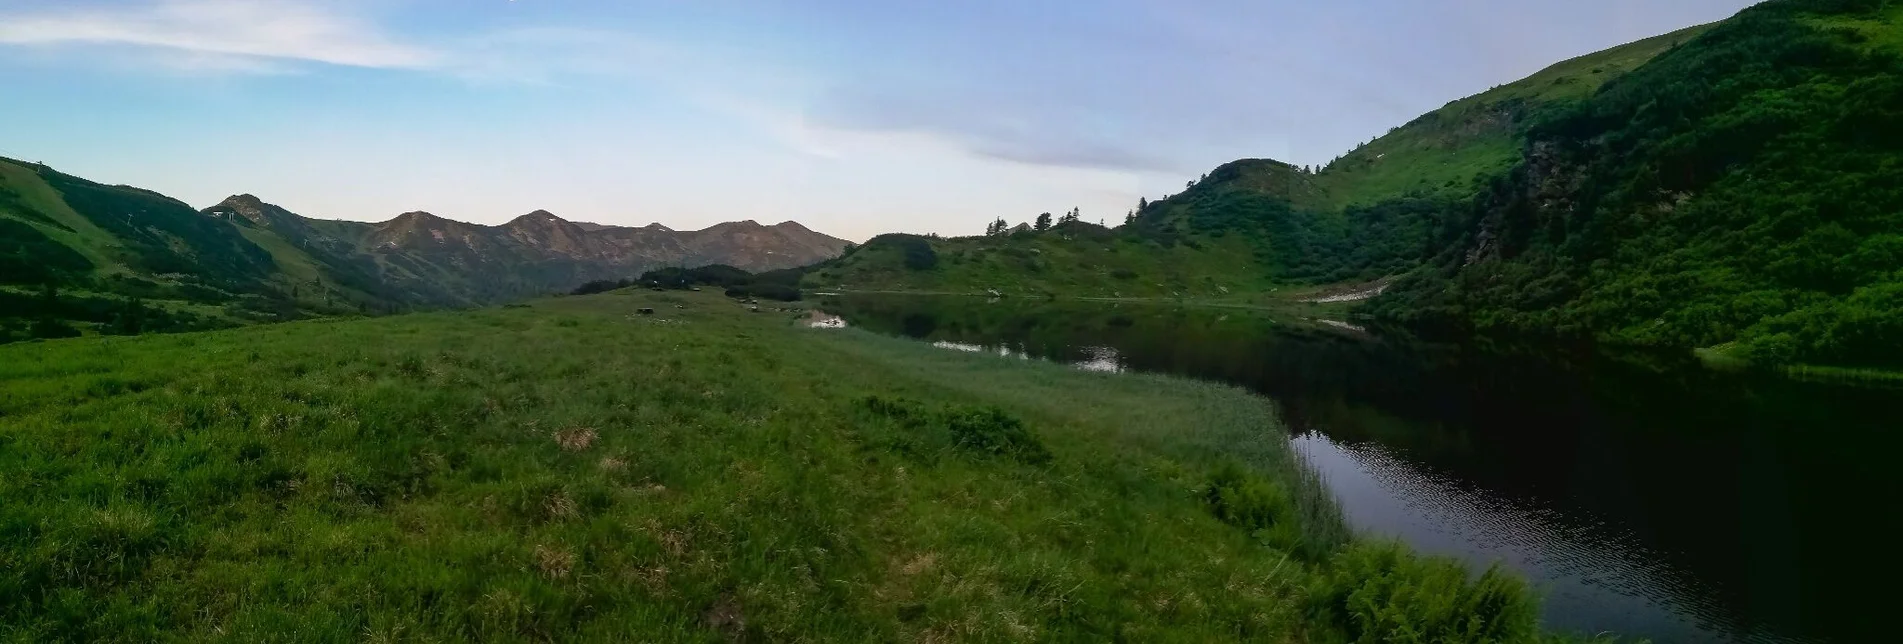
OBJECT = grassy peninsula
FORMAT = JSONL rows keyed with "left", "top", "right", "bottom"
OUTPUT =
{"left": 1, "top": 289, "right": 1575, "bottom": 642}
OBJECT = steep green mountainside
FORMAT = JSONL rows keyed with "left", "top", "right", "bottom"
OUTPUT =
{"left": 1118, "top": 22, "right": 1723, "bottom": 287}
{"left": 0, "top": 157, "right": 852, "bottom": 341}
{"left": 826, "top": 0, "right": 1903, "bottom": 369}
{"left": 1312, "top": 23, "right": 1717, "bottom": 211}
{"left": 1, "top": 161, "right": 308, "bottom": 338}
{"left": 1368, "top": 0, "right": 1903, "bottom": 367}
{"left": 815, "top": 21, "right": 1715, "bottom": 298}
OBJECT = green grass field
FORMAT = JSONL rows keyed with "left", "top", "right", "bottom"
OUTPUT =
{"left": 2, "top": 290, "right": 1570, "bottom": 642}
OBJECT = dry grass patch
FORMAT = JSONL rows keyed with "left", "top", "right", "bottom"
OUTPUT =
{"left": 555, "top": 426, "right": 599, "bottom": 451}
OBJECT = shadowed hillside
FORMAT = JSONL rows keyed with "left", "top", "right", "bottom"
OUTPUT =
{"left": 0, "top": 158, "right": 852, "bottom": 340}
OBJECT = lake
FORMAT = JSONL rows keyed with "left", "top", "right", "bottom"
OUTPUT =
{"left": 817, "top": 294, "right": 1897, "bottom": 644}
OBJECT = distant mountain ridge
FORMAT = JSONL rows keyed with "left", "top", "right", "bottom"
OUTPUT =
{"left": 0, "top": 158, "right": 851, "bottom": 337}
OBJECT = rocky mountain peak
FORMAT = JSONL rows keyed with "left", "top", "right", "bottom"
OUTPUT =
{"left": 507, "top": 210, "right": 569, "bottom": 228}
{"left": 390, "top": 211, "right": 443, "bottom": 224}
{"left": 220, "top": 194, "right": 266, "bottom": 209}
{"left": 204, "top": 194, "right": 279, "bottom": 226}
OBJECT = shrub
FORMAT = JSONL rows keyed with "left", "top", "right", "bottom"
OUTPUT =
{"left": 1111, "top": 269, "right": 1139, "bottom": 280}
{"left": 861, "top": 234, "right": 938, "bottom": 271}
{"left": 902, "top": 241, "right": 937, "bottom": 271}
{"left": 1204, "top": 462, "right": 1308, "bottom": 556}
{"left": 1309, "top": 541, "right": 1540, "bottom": 644}
{"left": 944, "top": 406, "right": 1051, "bottom": 464}
{"left": 858, "top": 396, "right": 1050, "bottom": 464}
{"left": 1205, "top": 462, "right": 1292, "bottom": 531}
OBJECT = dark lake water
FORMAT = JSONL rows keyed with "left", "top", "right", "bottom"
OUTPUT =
{"left": 817, "top": 294, "right": 1899, "bottom": 644}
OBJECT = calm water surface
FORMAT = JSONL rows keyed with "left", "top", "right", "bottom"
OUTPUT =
{"left": 818, "top": 295, "right": 1898, "bottom": 644}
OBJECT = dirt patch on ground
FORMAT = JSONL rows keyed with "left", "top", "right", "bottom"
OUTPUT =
{"left": 1300, "top": 278, "right": 1393, "bottom": 303}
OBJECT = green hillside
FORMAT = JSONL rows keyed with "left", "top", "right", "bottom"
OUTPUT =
{"left": 806, "top": 222, "right": 1280, "bottom": 299}
{"left": 0, "top": 159, "right": 437, "bottom": 343}
{"left": 0, "top": 158, "right": 854, "bottom": 343}
{"left": 824, "top": 0, "right": 1903, "bottom": 369}
{"left": 816, "top": 21, "right": 1717, "bottom": 299}
{"left": 1368, "top": 0, "right": 1903, "bottom": 367}
{"left": 1313, "top": 23, "right": 1716, "bottom": 211}
{"left": 0, "top": 289, "right": 1585, "bottom": 641}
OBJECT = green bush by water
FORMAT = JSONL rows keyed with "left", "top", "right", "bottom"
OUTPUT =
{"left": 1310, "top": 542, "right": 1543, "bottom": 644}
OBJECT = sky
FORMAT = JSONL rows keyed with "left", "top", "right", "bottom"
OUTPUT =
{"left": 0, "top": 0, "right": 1760, "bottom": 241}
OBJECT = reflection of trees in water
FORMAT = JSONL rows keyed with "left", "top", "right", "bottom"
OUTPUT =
{"left": 820, "top": 294, "right": 1901, "bottom": 644}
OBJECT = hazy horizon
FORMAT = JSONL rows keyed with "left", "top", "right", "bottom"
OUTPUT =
{"left": 0, "top": 0, "right": 1758, "bottom": 240}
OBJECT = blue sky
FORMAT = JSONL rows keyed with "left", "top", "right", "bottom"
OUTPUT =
{"left": 0, "top": 0, "right": 1758, "bottom": 240}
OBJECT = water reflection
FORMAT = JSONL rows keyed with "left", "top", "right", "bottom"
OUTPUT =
{"left": 1295, "top": 432, "right": 1777, "bottom": 643}
{"left": 805, "top": 312, "right": 848, "bottom": 329}
{"left": 1074, "top": 346, "right": 1124, "bottom": 373}
{"left": 819, "top": 294, "right": 1897, "bottom": 644}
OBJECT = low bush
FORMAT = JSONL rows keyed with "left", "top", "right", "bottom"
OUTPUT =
{"left": 944, "top": 406, "right": 1051, "bottom": 464}
{"left": 1308, "top": 541, "right": 1541, "bottom": 644}
{"left": 1205, "top": 461, "right": 1308, "bottom": 557}
{"left": 858, "top": 396, "right": 1050, "bottom": 464}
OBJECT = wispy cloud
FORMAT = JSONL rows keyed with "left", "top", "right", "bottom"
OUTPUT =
{"left": 809, "top": 85, "right": 1184, "bottom": 174}
{"left": 0, "top": 0, "right": 439, "bottom": 71}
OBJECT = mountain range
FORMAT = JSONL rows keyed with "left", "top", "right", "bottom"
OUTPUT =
{"left": 8, "top": 0, "right": 1900, "bottom": 369}
{"left": 0, "top": 156, "right": 850, "bottom": 335}
{"left": 813, "top": 0, "right": 1903, "bottom": 368}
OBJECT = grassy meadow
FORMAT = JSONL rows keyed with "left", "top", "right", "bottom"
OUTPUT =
{"left": 3, "top": 290, "right": 1564, "bottom": 642}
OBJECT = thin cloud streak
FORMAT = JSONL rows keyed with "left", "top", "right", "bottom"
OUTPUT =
{"left": 0, "top": 0, "right": 439, "bottom": 70}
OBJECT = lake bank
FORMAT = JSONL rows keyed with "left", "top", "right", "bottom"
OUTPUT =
{"left": 818, "top": 293, "right": 1898, "bottom": 643}
{"left": 1, "top": 289, "right": 1570, "bottom": 642}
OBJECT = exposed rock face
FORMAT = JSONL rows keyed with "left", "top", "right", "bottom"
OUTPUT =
{"left": 201, "top": 195, "right": 853, "bottom": 304}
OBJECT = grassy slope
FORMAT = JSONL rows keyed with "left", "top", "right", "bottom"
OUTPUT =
{"left": 231, "top": 225, "right": 379, "bottom": 313}
{"left": 1810, "top": 2, "right": 1903, "bottom": 51}
{"left": 1314, "top": 23, "right": 1716, "bottom": 210}
{"left": 807, "top": 230, "right": 1280, "bottom": 300}
{"left": 0, "top": 159, "right": 132, "bottom": 275}
{"left": 816, "top": 25, "right": 1709, "bottom": 301}
{"left": 0, "top": 156, "right": 438, "bottom": 330}
{"left": 0, "top": 290, "right": 1555, "bottom": 642}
